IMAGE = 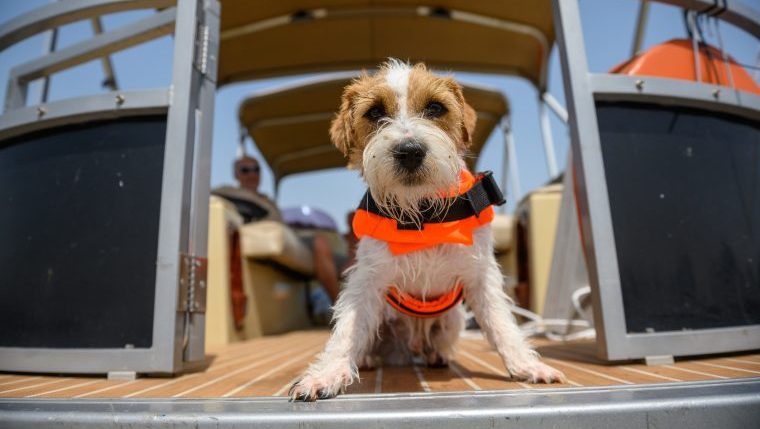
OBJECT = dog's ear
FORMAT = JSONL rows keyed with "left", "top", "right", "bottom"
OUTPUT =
{"left": 461, "top": 102, "right": 477, "bottom": 147}
{"left": 444, "top": 78, "right": 477, "bottom": 147}
{"left": 330, "top": 80, "right": 363, "bottom": 157}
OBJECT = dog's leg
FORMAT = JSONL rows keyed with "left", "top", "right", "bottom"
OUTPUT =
{"left": 464, "top": 253, "right": 565, "bottom": 383}
{"left": 289, "top": 249, "right": 391, "bottom": 401}
{"left": 424, "top": 307, "right": 464, "bottom": 367}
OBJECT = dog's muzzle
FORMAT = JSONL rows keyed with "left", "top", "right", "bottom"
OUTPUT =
{"left": 393, "top": 139, "right": 426, "bottom": 173}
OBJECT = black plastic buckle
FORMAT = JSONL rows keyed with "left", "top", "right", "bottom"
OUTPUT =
{"left": 479, "top": 171, "right": 506, "bottom": 206}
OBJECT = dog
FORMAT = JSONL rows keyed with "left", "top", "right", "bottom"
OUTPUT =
{"left": 289, "top": 59, "right": 565, "bottom": 401}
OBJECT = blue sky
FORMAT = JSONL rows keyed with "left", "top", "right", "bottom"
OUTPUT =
{"left": 1, "top": 0, "right": 758, "bottom": 231}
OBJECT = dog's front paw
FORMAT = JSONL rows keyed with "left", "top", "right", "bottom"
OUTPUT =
{"left": 288, "top": 369, "right": 353, "bottom": 401}
{"left": 509, "top": 360, "right": 565, "bottom": 384}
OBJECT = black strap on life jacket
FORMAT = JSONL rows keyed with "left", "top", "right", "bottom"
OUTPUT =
{"left": 357, "top": 171, "right": 506, "bottom": 231}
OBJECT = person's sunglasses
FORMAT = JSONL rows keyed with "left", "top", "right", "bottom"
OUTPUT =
{"left": 239, "top": 166, "right": 260, "bottom": 174}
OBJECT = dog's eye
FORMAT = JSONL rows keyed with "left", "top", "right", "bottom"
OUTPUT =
{"left": 424, "top": 101, "right": 446, "bottom": 118}
{"left": 365, "top": 105, "right": 386, "bottom": 122}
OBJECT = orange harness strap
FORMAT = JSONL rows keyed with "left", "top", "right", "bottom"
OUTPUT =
{"left": 385, "top": 284, "right": 464, "bottom": 319}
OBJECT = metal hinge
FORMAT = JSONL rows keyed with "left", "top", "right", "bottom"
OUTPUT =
{"left": 193, "top": 23, "right": 210, "bottom": 75}
{"left": 178, "top": 253, "right": 207, "bottom": 313}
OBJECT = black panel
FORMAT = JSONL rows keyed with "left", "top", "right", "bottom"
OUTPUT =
{"left": 597, "top": 102, "right": 760, "bottom": 333}
{"left": 0, "top": 116, "right": 166, "bottom": 348}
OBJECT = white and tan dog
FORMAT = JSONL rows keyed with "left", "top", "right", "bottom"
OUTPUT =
{"left": 290, "top": 60, "right": 564, "bottom": 401}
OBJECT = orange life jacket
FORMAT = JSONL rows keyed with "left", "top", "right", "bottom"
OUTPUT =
{"left": 353, "top": 170, "right": 501, "bottom": 255}
{"left": 353, "top": 170, "right": 505, "bottom": 317}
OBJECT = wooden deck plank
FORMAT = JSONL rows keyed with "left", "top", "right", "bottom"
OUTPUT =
{"left": 1, "top": 330, "right": 758, "bottom": 399}
{"left": 450, "top": 347, "right": 533, "bottom": 391}
{"left": 221, "top": 345, "right": 323, "bottom": 397}
{"left": 146, "top": 337, "right": 326, "bottom": 398}
{"left": 0, "top": 376, "right": 55, "bottom": 391}
{"left": 44, "top": 379, "right": 126, "bottom": 399}
{"left": 671, "top": 361, "right": 758, "bottom": 379}
{"left": 381, "top": 367, "right": 424, "bottom": 393}
{"left": 0, "top": 378, "right": 76, "bottom": 397}
{"left": 117, "top": 334, "right": 322, "bottom": 398}
{"left": 418, "top": 365, "right": 476, "bottom": 392}
{"left": 345, "top": 369, "right": 379, "bottom": 395}
{"left": 459, "top": 340, "right": 578, "bottom": 388}
{"left": 691, "top": 359, "right": 760, "bottom": 375}
{"left": 0, "top": 376, "right": 44, "bottom": 388}
{"left": 28, "top": 380, "right": 104, "bottom": 398}
{"left": 529, "top": 344, "right": 668, "bottom": 385}
{"left": 716, "top": 357, "right": 760, "bottom": 369}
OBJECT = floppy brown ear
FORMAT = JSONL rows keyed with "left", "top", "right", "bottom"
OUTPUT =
{"left": 443, "top": 77, "right": 477, "bottom": 147}
{"left": 330, "top": 81, "right": 363, "bottom": 157}
{"left": 461, "top": 101, "right": 477, "bottom": 147}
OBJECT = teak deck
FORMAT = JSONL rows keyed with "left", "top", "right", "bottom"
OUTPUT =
{"left": 2, "top": 329, "right": 759, "bottom": 399}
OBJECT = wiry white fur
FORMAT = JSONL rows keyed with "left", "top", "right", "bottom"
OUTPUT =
{"left": 362, "top": 117, "right": 460, "bottom": 225}
{"left": 384, "top": 58, "right": 411, "bottom": 120}
{"left": 290, "top": 62, "right": 564, "bottom": 401}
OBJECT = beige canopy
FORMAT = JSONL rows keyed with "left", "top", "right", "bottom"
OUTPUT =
{"left": 218, "top": 0, "right": 554, "bottom": 89}
{"left": 239, "top": 73, "right": 509, "bottom": 184}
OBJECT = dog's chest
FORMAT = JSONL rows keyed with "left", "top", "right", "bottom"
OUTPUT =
{"left": 392, "top": 248, "right": 468, "bottom": 296}
{"left": 387, "top": 238, "right": 482, "bottom": 298}
{"left": 357, "top": 225, "right": 492, "bottom": 298}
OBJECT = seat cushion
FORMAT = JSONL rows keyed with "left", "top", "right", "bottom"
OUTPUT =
{"left": 239, "top": 221, "right": 314, "bottom": 276}
{"left": 491, "top": 213, "right": 513, "bottom": 252}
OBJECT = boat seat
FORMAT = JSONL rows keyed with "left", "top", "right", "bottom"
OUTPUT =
{"left": 239, "top": 220, "right": 315, "bottom": 276}
{"left": 491, "top": 213, "right": 513, "bottom": 253}
{"left": 206, "top": 197, "right": 313, "bottom": 348}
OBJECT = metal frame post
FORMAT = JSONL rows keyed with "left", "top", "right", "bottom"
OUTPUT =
{"left": 537, "top": 92, "right": 559, "bottom": 179}
{"left": 156, "top": 0, "right": 219, "bottom": 371}
{"left": 38, "top": 26, "right": 58, "bottom": 104}
{"left": 553, "top": 0, "right": 760, "bottom": 361}
{"left": 543, "top": 152, "right": 590, "bottom": 323}
{"left": 0, "top": 0, "right": 220, "bottom": 375}
{"left": 631, "top": 1, "right": 650, "bottom": 57}
{"left": 542, "top": 92, "right": 568, "bottom": 123}
{"left": 553, "top": 0, "right": 634, "bottom": 360}
{"left": 90, "top": 17, "right": 118, "bottom": 90}
{"left": 500, "top": 116, "right": 521, "bottom": 205}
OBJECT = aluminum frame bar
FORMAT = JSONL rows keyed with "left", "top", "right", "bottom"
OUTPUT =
{"left": 0, "top": 0, "right": 174, "bottom": 51}
{"left": 0, "top": 89, "right": 169, "bottom": 141}
{"left": 90, "top": 17, "right": 119, "bottom": 91}
{"left": 5, "top": 7, "right": 176, "bottom": 110}
{"left": 0, "top": 378, "right": 758, "bottom": 428}
{"left": 631, "top": 1, "right": 651, "bottom": 57}
{"left": 500, "top": 116, "right": 522, "bottom": 203}
{"left": 541, "top": 92, "right": 568, "bottom": 123}
{"left": 652, "top": 0, "right": 760, "bottom": 39}
{"left": 537, "top": 95, "right": 559, "bottom": 178}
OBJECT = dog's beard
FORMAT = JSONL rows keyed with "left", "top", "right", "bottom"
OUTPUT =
{"left": 362, "top": 118, "right": 462, "bottom": 226}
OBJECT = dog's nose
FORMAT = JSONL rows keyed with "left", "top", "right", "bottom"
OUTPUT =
{"left": 394, "top": 139, "right": 426, "bottom": 172}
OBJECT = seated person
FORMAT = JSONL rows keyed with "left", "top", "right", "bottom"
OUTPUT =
{"left": 343, "top": 211, "right": 358, "bottom": 272}
{"left": 212, "top": 156, "right": 341, "bottom": 303}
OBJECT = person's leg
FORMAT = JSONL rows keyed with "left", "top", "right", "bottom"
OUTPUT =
{"left": 312, "top": 234, "right": 340, "bottom": 302}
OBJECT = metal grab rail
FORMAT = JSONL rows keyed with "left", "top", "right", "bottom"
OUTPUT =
{"left": 652, "top": 0, "right": 760, "bottom": 39}
{"left": 4, "top": 7, "right": 176, "bottom": 111}
{"left": 0, "top": 0, "right": 174, "bottom": 51}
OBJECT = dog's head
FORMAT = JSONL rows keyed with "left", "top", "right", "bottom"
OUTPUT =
{"left": 330, "top": 59, "right": 476, "bottom": 219}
